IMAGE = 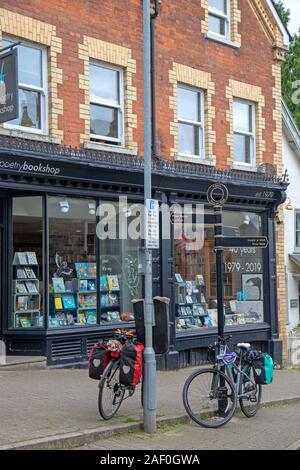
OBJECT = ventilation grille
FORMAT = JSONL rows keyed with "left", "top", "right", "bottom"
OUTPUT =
{"left": 51, "top": 339, "right": 82, "bottom": 359}
{"left": 86, "top": 337, "right": 102, "bottom": 354}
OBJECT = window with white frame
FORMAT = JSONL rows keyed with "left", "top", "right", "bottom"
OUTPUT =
{"left": 233, "top": 99, "right": 256, "bottom": 166}
{"left": 178, "top": 85, "right": 205, "bottom": 158}
{"left": 3, "top": 37, "right": 48, "bottom": 134}
{"left": 295, "top": 211, "right": 300, "bottom": 250}
{"left": 208, "top": 0, "right": 230, "bottom": 38}
{"left": 90, "top": 62, "right": 124, "bottom": 145}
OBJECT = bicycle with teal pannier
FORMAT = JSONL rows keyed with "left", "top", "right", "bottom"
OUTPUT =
{"left": 183, "top": 335, "right": 274, "bottom": 428}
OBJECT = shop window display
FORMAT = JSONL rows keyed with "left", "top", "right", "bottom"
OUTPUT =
{"left": 12, "top": 197, "right": 44, "bottom": 329}
{"left": 48, "top": 197, "right": 142, "bottom": 328}
{"left": 48, "top": 196, "right": 97, "bottom": 328}
{"left": 99, "top": 201, "right": 142, "bottom": 324}
{"left": 174, "top": 210, "right": 265, "bottom": 333}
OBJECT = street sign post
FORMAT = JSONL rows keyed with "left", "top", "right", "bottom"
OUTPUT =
{"left": 207, "top": 183, "right": 229, "bottom": 342}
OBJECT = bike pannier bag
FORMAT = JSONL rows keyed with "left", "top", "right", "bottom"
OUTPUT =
{"left": 252, "top": 353, "right": 274, "bottom": 385}
{"left": 119, "top": 342, "right": 144, "bottom": 386}
{"left": 88, "top": 342, "right": 110, "bottom": 380}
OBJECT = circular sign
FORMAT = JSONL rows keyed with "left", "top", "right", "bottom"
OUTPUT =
{"left": 207, "top": 183, "right": 229, "bottom": 207}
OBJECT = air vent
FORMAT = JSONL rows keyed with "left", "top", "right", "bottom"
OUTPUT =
{"left": 86, "top": 337, "right": 102, "bottom": 353}
{"left": 51, "top": 339, "right": 82, "bottom": 358}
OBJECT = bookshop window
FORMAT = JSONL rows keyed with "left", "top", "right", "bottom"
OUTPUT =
{"left": 12, "top": 196, "right": 44, "bottom": 329}
{"left": 99, "top": 201, "right": 142, "bottom": 324}
{"left": 48, "top": 197, "right": 97, "bottom": 328}
{"left": 174, "top": 210, "right": 265, "bottom": 333}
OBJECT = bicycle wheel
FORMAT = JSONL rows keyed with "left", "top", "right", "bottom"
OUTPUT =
{"left": 98, "top": 360, "right": 125, "bottom": 420}
{"left": 183, "top": 368, "right": 237, "bottom": 428}
{"left": 239, "top": 364, "right": 262, "bottom": 418}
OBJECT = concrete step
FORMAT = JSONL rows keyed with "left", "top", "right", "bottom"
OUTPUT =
{"left": 0, "top": 356, "right": 47, "bottom": 370}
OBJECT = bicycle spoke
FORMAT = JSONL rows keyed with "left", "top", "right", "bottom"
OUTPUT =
{"left": 183, "top": 369, "right": 237, "bottom": 428}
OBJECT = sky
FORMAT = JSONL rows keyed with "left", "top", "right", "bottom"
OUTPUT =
{"left": 282, "top": 0, "right": 300, "bottom": 35}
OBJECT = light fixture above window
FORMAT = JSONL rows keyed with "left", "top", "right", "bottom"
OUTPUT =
{"left": 59, "top": 199, "right": 69, "bottom": 214}
{"left": 88, "top": 202, "right": 96, "bottom": 215}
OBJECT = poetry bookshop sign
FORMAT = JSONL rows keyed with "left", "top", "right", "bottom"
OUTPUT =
{"left": 0, "top": 48, "right": 18, "bottom": 124}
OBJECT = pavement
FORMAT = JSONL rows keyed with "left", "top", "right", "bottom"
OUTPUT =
{"left": 77, "top": 402, "right": 300, "bottom": 451}
{"left": 0, "top": 367, "right": 299, "bottom": 450}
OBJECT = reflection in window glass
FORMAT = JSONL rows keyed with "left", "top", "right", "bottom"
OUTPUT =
{"left": 99, "top": 201, "right": 142, "bottom": 324}
{"left": 208, "top": 15, "right": 226, "bottom": 36}
{"left": 178, "top": 85, "right": 204, "bottom": 157}
{"left": 9, "top": 89, "right": 41, "bottom": 129}
{"left": 12, "top": 197, "right": 44, "bottom": 329}
{"left": 89, "top": 63, "right": 123, "bottom": 144}
{"left": 48, "top": 197, "right": 97, "bottom": 328}
{"left": 90, "top": 65, "right": 119, "bottom": 103}
{"left": 90, "top": 105, "right": 118, "bottom": 138}
{"left": 174, "top": 210, "right": 264, "bottom": 334}
{"left": 233, "top": 99, "right": 255, "bottom": 165}
{"left": 3, "top": 38, "right": 46, "bottom": 132}
{"left": 209, "top": 0, "right": 227, "bottom": 13}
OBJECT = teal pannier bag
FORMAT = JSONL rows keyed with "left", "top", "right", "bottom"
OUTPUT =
{"left": 252, "top": 353, "right": 274, "bottom": 385}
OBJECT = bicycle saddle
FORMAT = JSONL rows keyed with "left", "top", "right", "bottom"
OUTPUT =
{"left": 237, "top": 343, "right": 251, "bottom": 349}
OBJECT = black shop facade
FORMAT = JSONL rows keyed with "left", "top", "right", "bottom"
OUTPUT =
{"left": 0, "top": 137, "right": 288, "bottom": 368}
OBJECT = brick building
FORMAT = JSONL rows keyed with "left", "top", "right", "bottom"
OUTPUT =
{"left": 0, "top": 1, "right": 290, "bottom": 367}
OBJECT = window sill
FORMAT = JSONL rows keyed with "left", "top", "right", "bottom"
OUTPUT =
{"left": 85, "top": 142, "right": 138, "bottom": 156}
{"left": 231, "top": 163, "right": 257, "bottom": 172}
{"left": 205, "top": 33, "right": 240, "bottom": 49}
{"left": 176, "top": 154, "right": 216, "bottom": 166}
{"left": 0, "top": 127, "right": 61, "bottom": 144}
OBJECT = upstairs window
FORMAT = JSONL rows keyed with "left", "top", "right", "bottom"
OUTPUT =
{"left": 208, "top": 0, "right": 230, "bottom": 38}
{"left": 3, "top": 37, "right": 48, "bottom": 134}
{"left": 233, "top": 99, "right": 256, "bottom": 166}
{"left": 178, "top": 85, "right": 205, "bottom": 158}
{"left": 90, "top": 62, "right": 124, "bottom": 145}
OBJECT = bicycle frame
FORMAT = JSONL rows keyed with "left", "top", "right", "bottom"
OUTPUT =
{"left": 215, "top": 349, "right": 257, "bottom": 400}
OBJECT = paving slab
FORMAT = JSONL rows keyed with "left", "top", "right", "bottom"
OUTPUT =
{"left": 0, "top": 367, "right": 299, "bottom": 448}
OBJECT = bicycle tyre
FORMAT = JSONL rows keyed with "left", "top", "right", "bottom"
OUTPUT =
{"left": 183, "top": 368, "right": 237, "bottom": 429}
{"left": 239, "top": 364, "right": 262, "bottom": 418}
{"left": 98, "top": 360, "right": 125, "bottom": 420}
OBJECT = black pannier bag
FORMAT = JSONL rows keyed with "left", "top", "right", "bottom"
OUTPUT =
{"left": 88, "top": 341, "right": 110, "bottom": 380}
{"left": 119, "top": 342, "right": 144, "bottom": 386}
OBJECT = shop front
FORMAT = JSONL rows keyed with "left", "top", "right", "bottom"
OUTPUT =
{"left": 0, "top": 138, "right": 288, "bottom": 367}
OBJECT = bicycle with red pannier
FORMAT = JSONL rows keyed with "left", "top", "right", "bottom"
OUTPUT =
{"left": 88, "top": 328, "right": 144, "bottom": 420}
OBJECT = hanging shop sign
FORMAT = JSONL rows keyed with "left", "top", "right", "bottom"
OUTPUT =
{"left": 0, "top": 48, "right": 18, "bottom": 124}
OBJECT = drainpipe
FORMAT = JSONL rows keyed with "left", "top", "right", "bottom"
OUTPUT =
{"left": 151, "top": 0, "right": 159, "bottom": 160}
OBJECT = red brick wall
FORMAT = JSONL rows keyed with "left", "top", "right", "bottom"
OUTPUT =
{"left": 0, "top": 0, "right": 279, "bottom": 167}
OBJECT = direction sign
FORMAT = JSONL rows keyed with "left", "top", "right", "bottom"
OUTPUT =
{"left": 218, "top": 236, "right": 269, "bottom": 249}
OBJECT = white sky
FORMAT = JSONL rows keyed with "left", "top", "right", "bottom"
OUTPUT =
{"left": 282, "top": 0, "right": 300, "bottom": 35}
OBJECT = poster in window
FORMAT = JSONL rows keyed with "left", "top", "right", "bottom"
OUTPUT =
{"left": 242, "top": 274, "right": 263, "bottom": 301}
{"left": 236, "top": 301, "right": 264, "bottom": 323}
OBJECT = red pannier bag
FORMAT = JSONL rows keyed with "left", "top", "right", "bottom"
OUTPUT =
{"left": 119, "top": 342, "right": 144, "bottom": 386}
{"left": 88, "top": 341, "right": 110, "bottom": 380}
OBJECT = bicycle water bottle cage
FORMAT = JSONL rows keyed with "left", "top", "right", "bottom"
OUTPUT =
{"left": 217, "top": 352, "right": 237, "bottom": 365}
